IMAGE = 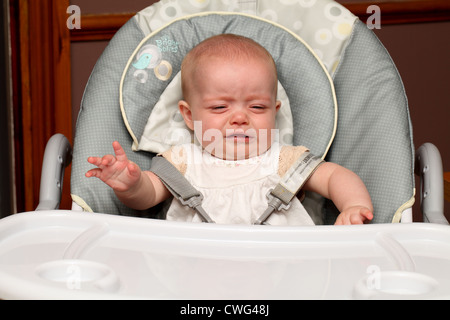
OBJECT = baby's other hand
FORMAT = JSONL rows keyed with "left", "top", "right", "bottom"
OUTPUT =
{"left": 85, "top": 141, "right": 141, "bottom": 192}
{"left": 334, "top": 206, "right": 373, "bottom": 225}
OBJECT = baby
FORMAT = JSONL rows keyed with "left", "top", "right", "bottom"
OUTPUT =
{"left": 86, "top": 34, "right": 373, "bottom": 225}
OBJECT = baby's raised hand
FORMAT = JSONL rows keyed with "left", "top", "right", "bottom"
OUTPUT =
{"left": 334, "top": 206, "right": 373, "bottom": 225}
{"left": 86, "top": 141, "right": 141, "bottom": 192}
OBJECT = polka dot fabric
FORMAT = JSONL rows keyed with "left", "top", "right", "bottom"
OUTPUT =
{"left": 136, "top": 0, "right": 357, "bottom": 74}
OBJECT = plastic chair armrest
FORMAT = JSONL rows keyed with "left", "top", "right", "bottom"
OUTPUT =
{"left": 36, "top": 134, "right": 72, "bottom": 211}
{"left": 415, "top": 143, "right": 448, "bottom": 224}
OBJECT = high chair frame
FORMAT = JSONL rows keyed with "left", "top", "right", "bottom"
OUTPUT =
{"left": 1, "top": 0, "right": 448, "bottom": 300}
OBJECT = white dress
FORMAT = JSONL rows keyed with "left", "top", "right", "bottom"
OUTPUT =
{"left": 163, "top": 143, "right": 315, "bottom": 226}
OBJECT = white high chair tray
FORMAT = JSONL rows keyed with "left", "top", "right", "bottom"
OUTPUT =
{"left": 0, "top": 210, "right": 449, "bottom": 300}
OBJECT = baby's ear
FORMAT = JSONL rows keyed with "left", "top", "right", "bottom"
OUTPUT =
{"left": 178, "top": 100, "right": 194, "bottom": 130}
{"left": 276, "top": 100, "right": 281, "bottom": 112}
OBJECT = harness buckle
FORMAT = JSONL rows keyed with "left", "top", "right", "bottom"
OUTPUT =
{"left": 179, "top": 193, "right": 204, "bottom": 209}
{"left": 266, "top": 189, "right": 291, "bottom": 211}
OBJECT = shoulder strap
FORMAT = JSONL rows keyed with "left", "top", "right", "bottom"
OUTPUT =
{"left": 254, "top": 151, "right": 324, "bottom": 225}
{"left": 150, "top": 156, "right": 215, "bottom": 223}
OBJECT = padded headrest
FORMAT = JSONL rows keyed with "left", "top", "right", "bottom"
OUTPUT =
{"left": 120, "top": 12, "right": 337, "bottom": 158}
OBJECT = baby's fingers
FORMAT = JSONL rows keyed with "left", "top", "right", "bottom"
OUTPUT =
{"left": 359, "top": 207, "right": 374, "bottom": 222}
{"left": 350, "top": 214, "right": 365, "bottom": 225}
{"left": 363, "top": 210, "right": 374, "bottom": 222}
{"left": 85, "top": 168, "right": 102, "bottom": 178}
{"left": 100, "top": 154, "right": 117, "bottom": 167}
{"left": 87, "top": 155, "right": 116, "bottom": 168}
{"left": 112, "top": 141, "right": 128, "bottom": 162}
{"left": 127, "top": 162, "right": 141, "bottom": 178}
{"left": 87, "top": 156, "right": 102, "bottom": 167}
{"left": 334, "top": 215, "right": 348, "bottom": 225}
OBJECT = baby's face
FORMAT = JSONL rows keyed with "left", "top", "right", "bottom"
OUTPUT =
{"left": 179, "top": 56, "right": 280, "bottom": 160}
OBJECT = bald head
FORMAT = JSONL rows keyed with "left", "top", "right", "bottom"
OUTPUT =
{"left": 180, "top": 34, "right": 278, "bottom": 102}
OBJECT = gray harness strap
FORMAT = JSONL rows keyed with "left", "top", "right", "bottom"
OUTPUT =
{"left": 254, "top": 152, "right": 324, "bottom": 225}
{"left": 150, "top": 156, "right": 215, "bottom": 223}
{"left": 150, "top": 151, "right": 323, "bottom": 225}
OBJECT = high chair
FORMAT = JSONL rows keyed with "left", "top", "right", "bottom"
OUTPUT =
{"left": 1, "top": 0, "right": 448, "bottom": 300}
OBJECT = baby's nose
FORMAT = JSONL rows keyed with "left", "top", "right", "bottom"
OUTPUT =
{"left": 229, "top": 109, "right": 249, "bottom": 125}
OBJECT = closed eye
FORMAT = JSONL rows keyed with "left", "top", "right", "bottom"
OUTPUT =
{"left": 250, "top": 105, "right": 268, "bottom": 112}
{"left": 211, "top": 105, "right": 227, "bottom": 111}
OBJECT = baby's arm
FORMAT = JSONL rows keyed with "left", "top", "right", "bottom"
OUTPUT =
{"left": 86, "top": 141, "right": 170, "bottom": 210}
{"left": 304, "top": 162, "right": 374, "bottom": 225}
